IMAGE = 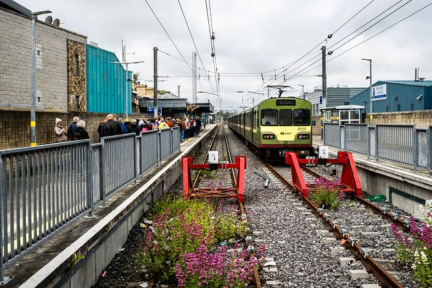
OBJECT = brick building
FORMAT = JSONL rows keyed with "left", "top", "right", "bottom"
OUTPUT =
{"left": 0, "top": 0, "right": 87, "bottom": 113}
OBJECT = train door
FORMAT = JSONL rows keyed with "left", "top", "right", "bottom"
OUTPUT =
{"left": 243, "top": 112, "right": 246, "bottom": 137}
{"left": 251, "top": 109, "right": 254, "bottom": 142}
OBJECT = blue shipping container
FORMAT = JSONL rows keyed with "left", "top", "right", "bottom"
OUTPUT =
{"left": 87, "top": 44, "right": 132, "bottom": 114}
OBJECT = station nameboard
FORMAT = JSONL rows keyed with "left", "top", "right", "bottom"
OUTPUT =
{"left": 372, "top": 84, "right": 387, "bottom": 101}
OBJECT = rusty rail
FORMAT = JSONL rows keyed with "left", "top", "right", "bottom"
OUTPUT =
{"left": 265, "top": 163, "right": 404, "bottom": 288}
{"left": 192, "top": 124, "right": 262, "bottom": 287}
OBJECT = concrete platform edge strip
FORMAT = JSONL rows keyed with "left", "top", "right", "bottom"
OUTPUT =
{"left": 20, "top": 125, "right": 218, "bottom": 288}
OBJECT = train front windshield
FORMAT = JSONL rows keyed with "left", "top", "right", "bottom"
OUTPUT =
{"left": 261, "top": 109, "right": 278, "bottom": 126}
{"left": 293, "top": 109, "right": 311, "bottom": 126}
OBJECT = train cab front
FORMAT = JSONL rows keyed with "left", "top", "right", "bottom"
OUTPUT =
{"left": 260, "top": 129, "right": 313, "bottom": 159}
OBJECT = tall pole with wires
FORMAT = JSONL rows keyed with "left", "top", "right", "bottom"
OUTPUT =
{"left": 321, "top": 46, "right": 327, "bottom": 109}
{"left": 321, "top": 46, "right": 327, "bottom": 141}
{"left": 153, "top": 47, "right": 158, "bottom": 118}
{"left": 192, "top": 52, "right": 197, "bottom": 103}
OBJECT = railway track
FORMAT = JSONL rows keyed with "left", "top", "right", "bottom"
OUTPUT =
{"left": 264, "top": 163, "right": 415, "bottom": 287}
{"left": 190, "top": 124, "right": 260, "bottom": 287}
{"left": 149, "top": 124, "right": 262, "bottom": 288}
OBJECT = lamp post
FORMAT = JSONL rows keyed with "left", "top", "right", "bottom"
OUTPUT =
{"left": 111, "top": 60, "right": 144, "bottom": 119}
{"left": 298, "top": 84, "right": 305, "bottom": 99}
{"left": 362, "top": 58, "right": 373, "bottom": 125}
{"left": 30, "top": 10, "right": 51, "bottom": 147}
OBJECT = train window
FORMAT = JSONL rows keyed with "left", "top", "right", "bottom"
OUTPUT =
{"left": 261, "top": 109, "right": 278, "bottom": 126}
{"left": 293, "top": 109, "right": 311, "bottom": 126}
{"left": 279, "top": 109, "right": 292, "bottom": 126}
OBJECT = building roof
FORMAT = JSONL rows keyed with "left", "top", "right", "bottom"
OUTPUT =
{"left": 320, "top": 105, "right": 365, "bottom": 111}
{"left": 0, "top": 0, "right": 31, "bottom": 17}
{"left": 380, "top": 80, "right": 432, "bottom": 87}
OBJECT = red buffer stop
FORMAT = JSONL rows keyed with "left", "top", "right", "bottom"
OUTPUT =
{"left": 182, "top": 156, "right": 246, "bottom": 203}
{"left": 284, "top": 151, "right": 362, "bottom": 198}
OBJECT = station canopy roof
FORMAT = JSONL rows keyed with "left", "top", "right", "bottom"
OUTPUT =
{"left": 139, "top": 98, "right": 187, "bottom": 109}
{"left": 188, "top": 102, "right": 214, "bottom": 113}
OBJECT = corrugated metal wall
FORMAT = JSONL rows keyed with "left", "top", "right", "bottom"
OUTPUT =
{"left": 350, "top": 81, "right": 429, "bottom": 113}
{"left": 86, "top": 45, "right": 132, "bottom": 114}
{"left": 308, "top": 87, "right": 366, "bottom": 115}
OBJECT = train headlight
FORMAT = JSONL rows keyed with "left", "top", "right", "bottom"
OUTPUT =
{"left": 297, "top": 134, "right": 310, "bottom": 140}
{"left": 263, "top": 134, "right": 275, "bottom": 140}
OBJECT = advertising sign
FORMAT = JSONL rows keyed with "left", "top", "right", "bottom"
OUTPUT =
{"left": 372, "top": 84, "right": 387, "bottom": 101}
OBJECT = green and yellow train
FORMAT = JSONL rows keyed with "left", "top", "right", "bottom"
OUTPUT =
{"left": 227, "top": 97, "right": 313, "bottom": 158}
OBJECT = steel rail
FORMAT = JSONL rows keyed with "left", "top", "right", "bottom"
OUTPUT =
{"left": 194, "top": 124, "right": 261, "bottom": 287}
{"left": 192, "top": 124, "right": 220, "bottom": 188}
{"left": 265, "top": 163, "right": 404, "bottom": 288}
{"left": 301, "top": 166, "right": 411, "bottom": 233}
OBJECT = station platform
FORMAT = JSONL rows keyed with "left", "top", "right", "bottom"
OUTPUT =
{"left": 10, "top": 125, "right": 217, "bottom": 288}
{"left": 313, "top": 138, "right": 432, "bottom": 216}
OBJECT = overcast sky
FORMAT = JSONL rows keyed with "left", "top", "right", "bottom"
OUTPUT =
{"left": 18, "top": 0, "right": 432, "bottom": 111}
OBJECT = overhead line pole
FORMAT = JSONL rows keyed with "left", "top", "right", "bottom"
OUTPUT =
{"left": 321, "top": 46, "right": 327, "bottom": 141}
{"left": 154, "top": 47, "right": 158, "bottom": 118}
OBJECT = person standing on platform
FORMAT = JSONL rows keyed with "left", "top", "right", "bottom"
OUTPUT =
{"left": 195, "top": 116, "right": 202, "bottom": 136}
{"left": 54, "top": 118, "right": 67, "bottom": 142}
{"left": 72, "top": 120, "right": 90, "bottom": 140}
{"left": 101, "top": 114, "right": 124, "bottom": 137}
{"left": 67, "top": 116, "right": 79, "bottom": 140}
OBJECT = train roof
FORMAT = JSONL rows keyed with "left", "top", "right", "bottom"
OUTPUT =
{"left": 228, "top": 97, "right": 311, "bottom": 118}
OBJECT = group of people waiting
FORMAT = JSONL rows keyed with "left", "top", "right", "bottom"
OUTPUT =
{"left": 54, "top": 114, "right": 205, "bottom": 143}
{"left": 54, "top": 117, "right": 89, "bottom": 142}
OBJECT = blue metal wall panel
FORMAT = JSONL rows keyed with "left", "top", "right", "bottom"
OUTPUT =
{"left": 86, "top": 45, "right": 132, "bottom": 114}
{"left": 350, "top": 81, "right": 430, "bottom": 113}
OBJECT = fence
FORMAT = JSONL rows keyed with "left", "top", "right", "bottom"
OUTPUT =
{"left": 324, "top": 123, "right": 432, "bottom": 173}
{"left": 0, "top": 140, "right": 92, "bottom": 279}
{"left": 0, "top": 127, "right": 181, "bottom": 279}
{"left": 323, "top": 123, "right": 341, "bottom": 148}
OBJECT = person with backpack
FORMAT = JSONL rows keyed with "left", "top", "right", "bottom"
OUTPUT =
{"left": 67, "top": 116, "right": 79, "bottom": 140}
{"left": 73, "top": 120, "right": 90, "bottom": 140}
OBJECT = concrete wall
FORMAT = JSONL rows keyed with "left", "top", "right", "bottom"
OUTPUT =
{"left": 0, "top": 110, "right": 153, "bottom": 149}
{"left": 0, "top": 7, "right": 87, "bottom": 112}
{"left": 366, "top": 110, "right": 432, "bottom": 128}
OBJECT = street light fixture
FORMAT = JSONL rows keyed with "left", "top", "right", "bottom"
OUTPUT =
{"left": 197, "top": 91, "right": 219, "bottom": 97}
{"left": 361, "top": 58, "right": 373, "bottom": 125}
{"left": 111, "top": 60, "right": 144, "bottom": 118}
{"left": 30, "top": 10, "right": 52, "bottom": 147}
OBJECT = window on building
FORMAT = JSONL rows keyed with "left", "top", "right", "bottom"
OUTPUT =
{"left": 294, "top": 109, "right": 311, "bottom": 126}
{"left": 75, "top": 95, "right": 80, "bottom": 110}
{"left": 397, "top": 104, "right": 401, "bottom": 111}
{"left": 279, "top": 109, "right": 292, "bottom": 126}
{"left": 411, "top": 103, "right": 414, "bottom": 111}
{"left": 386, "top": 105, "right": 389, "bottom": 112}
{"left": 261, "top": 109, "right": 278, "bottom": 126}
{"left": 74, "top": 55, "right": 80, "bottom": 76}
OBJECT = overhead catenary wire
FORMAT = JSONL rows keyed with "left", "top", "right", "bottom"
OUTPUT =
{"left": 277, "top": 1, "right": 432, "bottom": 86}
{"left": 143, "top": 1, "right": 207, "bottom": 92}
{"left": 265, "top": 0, "right": 406, "bottom": 90}
{"left": 250, "top": 0, "right": 378, "bottom": 96}
{"left": 252, "top": 0, "right": 416, "bottom": 100}
{"left": 205, "top": 0, "right": 220, "bottom": 95}
{"left": 177, "top": 0, "right": 215, "bottom": 93}
{"left": 329, "top": 0, "right": 413, "bottom": 54}
{"left": 330, "top": 0, "right": 375, "bottom": 36}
